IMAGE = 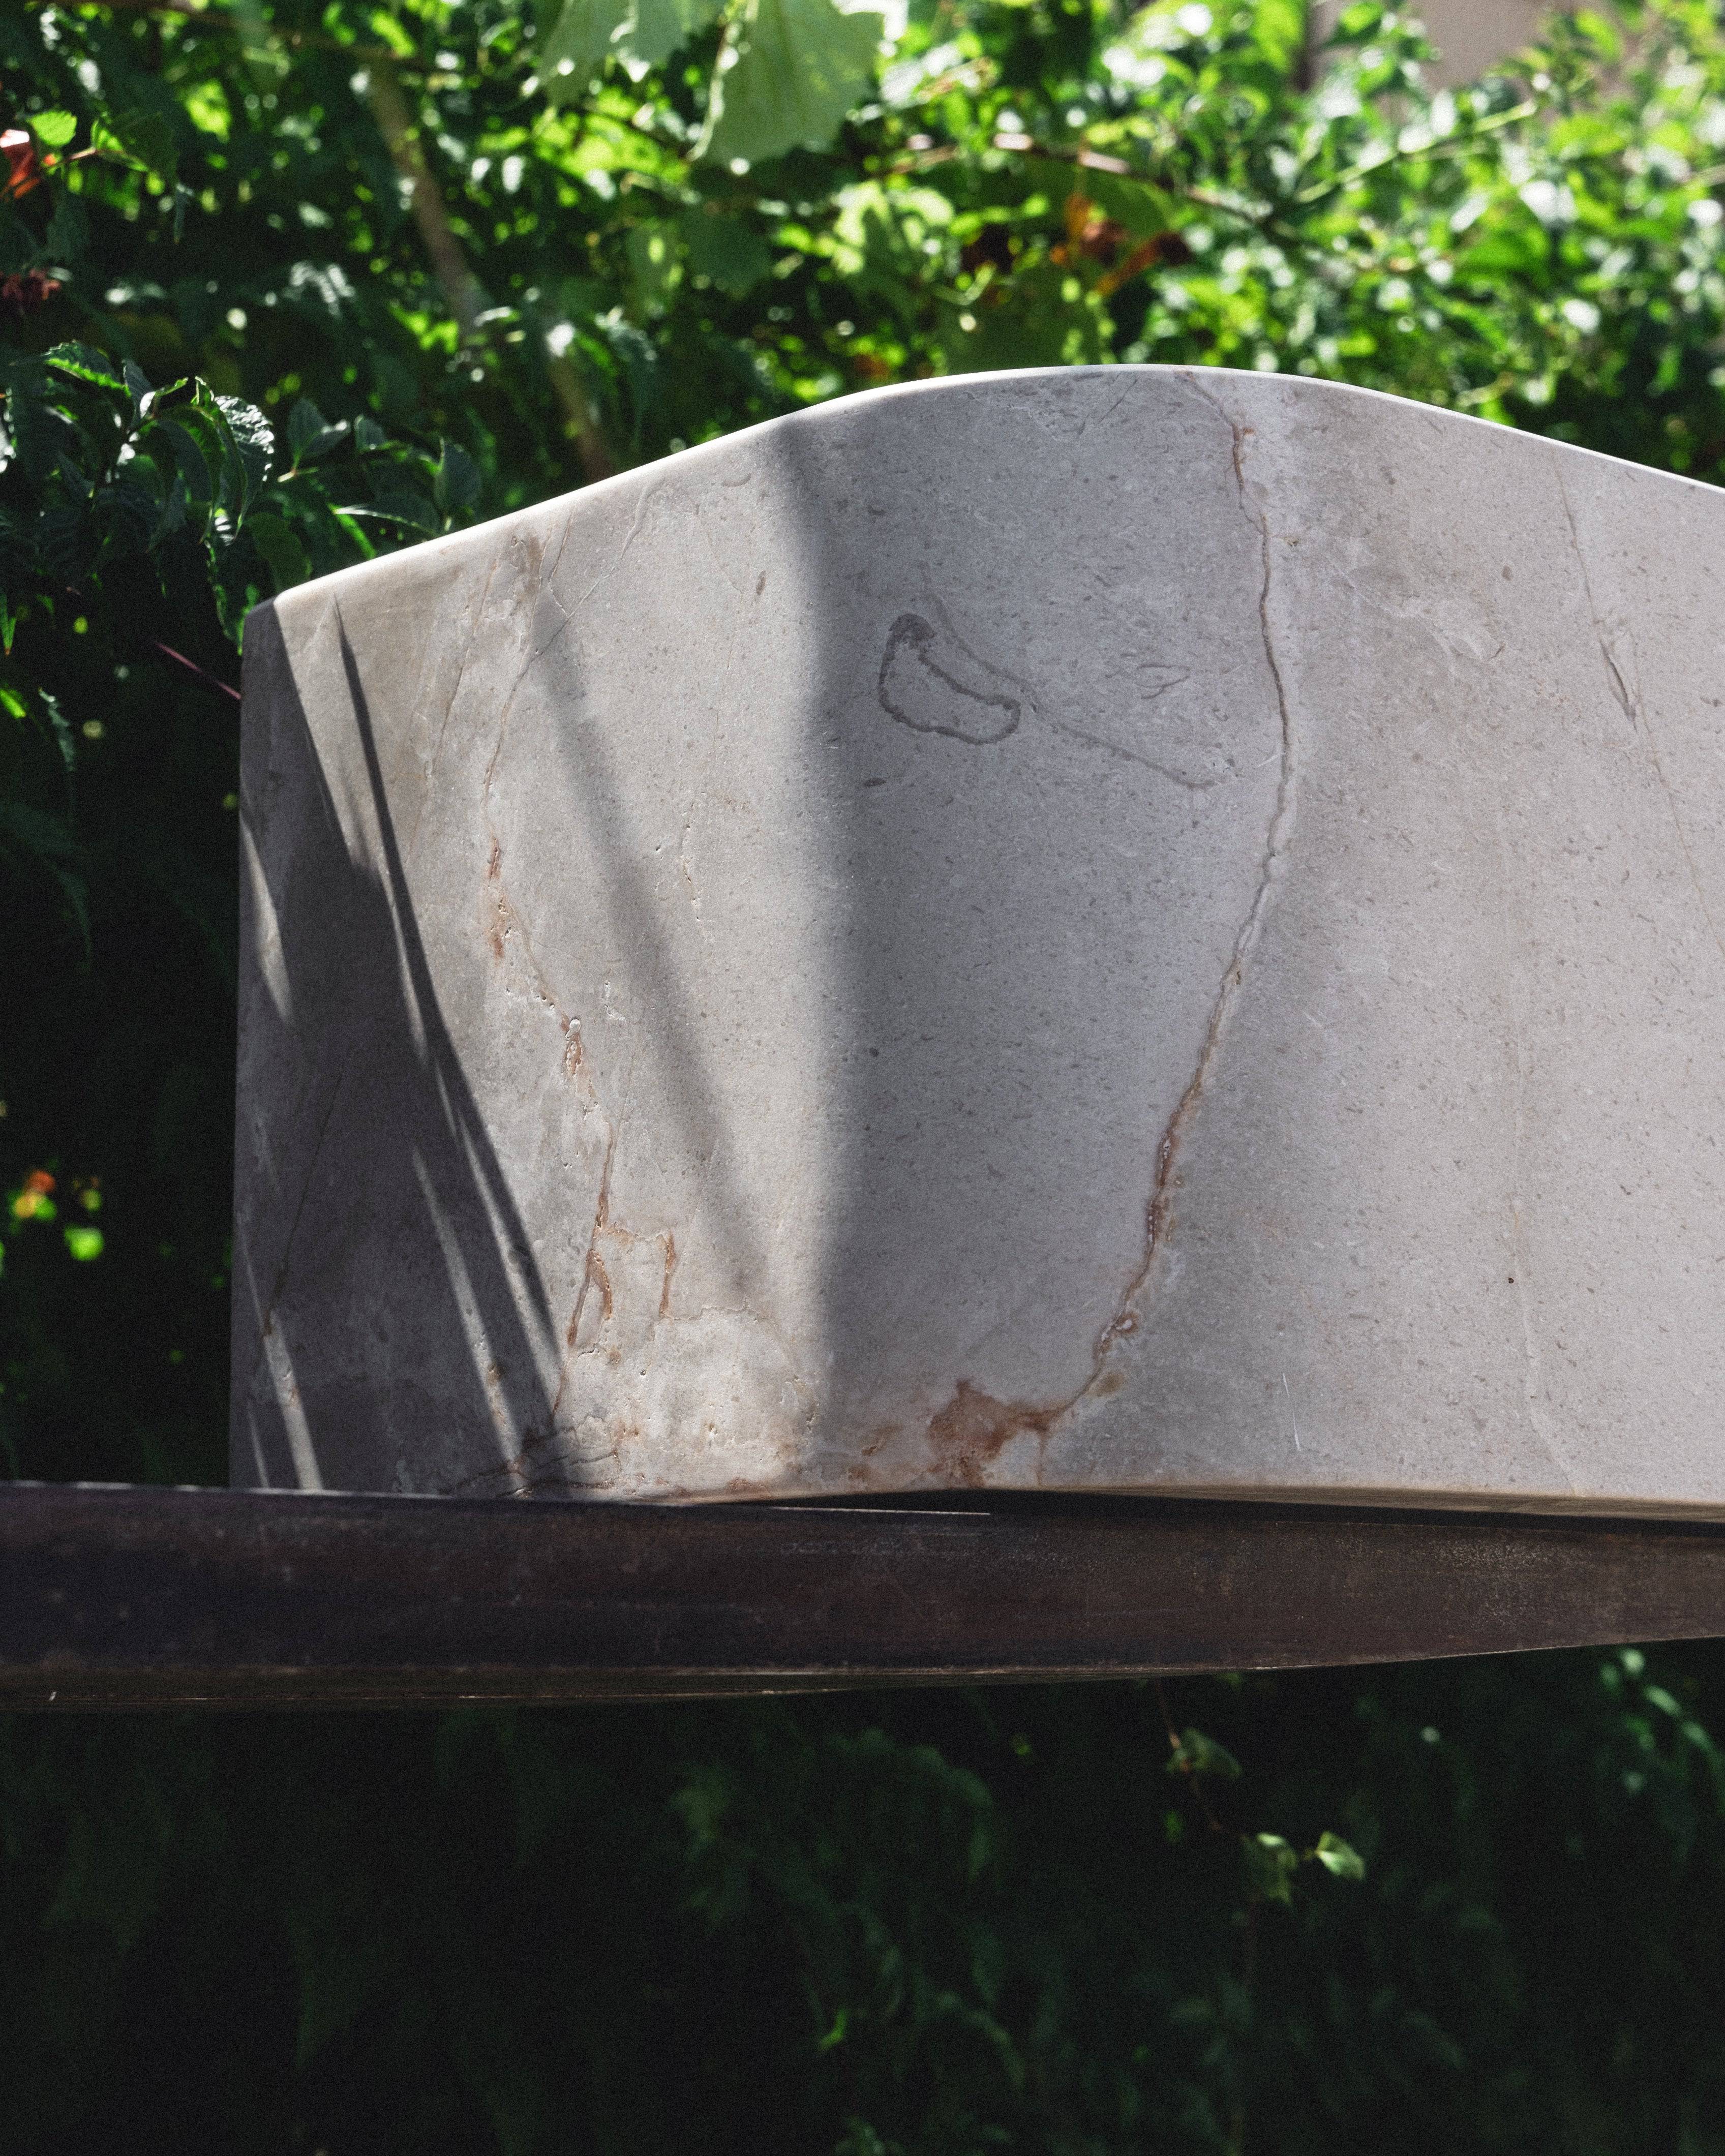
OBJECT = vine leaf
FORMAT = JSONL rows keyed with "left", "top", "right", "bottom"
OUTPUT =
{"left": 1166, "top": 1727, "right": 1242, "bottom": 1781}
{"left": 287, "top": 398, "right": 349, "bottom": 469}
{"left": 537, "top": 0, "right": 632, "bottom": 100}
{"left": 1243, "top": 1832, "right": 1298, "bottom": 1905}
{"left": 1313, "top": 1830, "right": 1366, "bottom": 1881}
{"left": 679, "top": 208, "right": 773, "bottom": 294}
{"left": 700, "top": 0, "right": 883, "bottom": 166}
{"left": 246, "top": 511, "right": 310, "bottom": 593}
{"left": 626, "top": 0, "right": 726, "bottom": 67}
{"left": 31, "top": 111, "right": 78, "bottom": 150}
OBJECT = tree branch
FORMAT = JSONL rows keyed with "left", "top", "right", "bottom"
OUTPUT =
{"left": 363, "top": 59, "right": 613, "bottom": 485}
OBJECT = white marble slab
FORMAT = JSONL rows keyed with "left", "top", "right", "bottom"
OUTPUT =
{"left": 232, "top": 367, "right": 1725, "bottom": 1511}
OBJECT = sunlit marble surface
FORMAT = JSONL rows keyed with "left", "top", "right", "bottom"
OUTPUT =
{"left": 232, "top": 367, "right": 1725, "bottom": 1511}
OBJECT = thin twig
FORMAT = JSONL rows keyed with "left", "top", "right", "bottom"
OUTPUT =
{"left": 151, "top": 639, "right": 241, "bottom": 703}
{"left": 362, "top": 60, "right": 489, "bottom": 340}
{"left": 986, "top": 134, "right": 1273, "bottom": 225}
{"left": 363, "top": 58, "right": 613, "bottom": 483}
{"left": 1151, "top": 1676, "right": 1227, "bottom": 1837}
{"left": 1292, "top": 96, "right": 1539, "bottom": 205}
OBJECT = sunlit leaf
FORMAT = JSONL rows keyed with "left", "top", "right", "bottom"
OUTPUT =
{"left": 624, "top": 0, "right": 725, "bottom": 67}
{"left": 1314, "top": 1830, "right": 1366, "bottom": 1881}
{"left": 1251, "top": 0, "right": 1305, "bottom": 76}
{"left": 29, "top": 110, "right": 78, "bottom": 151}
{"left": 537, "top": 0, "right": 632, "bottom": 100}
{"left": 122, "top": 358, "right": 153, "bottom": 421}
{"left": 44, "top": 343, "right": 126, "bottom": 395}
{"left": 700, "top": 0, "right": 883, "bottom": 166}
{"left": 193, "top": 388, "right": 273, "bottom": 513}
{"left": 91, "top": 107, "right": 177, "bottom": 181}
{"left": 344, "top": 492, "right": 439, "bottom": 534}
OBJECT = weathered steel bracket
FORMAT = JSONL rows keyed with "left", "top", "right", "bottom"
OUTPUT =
{"left": 1, "top": 1484, "right": 1720, "bottom": 1710}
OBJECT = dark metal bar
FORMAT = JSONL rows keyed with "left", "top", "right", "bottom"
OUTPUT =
{"left": 0, "top": 1483, "right": 1721, "bottom": 1709}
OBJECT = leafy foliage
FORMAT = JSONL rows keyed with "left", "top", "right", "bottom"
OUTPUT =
{"left": 5, "top": 0, "right": 1725, "bottom": 2147}
{"left": 2, "top": 1652, "right": 1725, "bottom": 2152}
{"left": 0, "top": 330, "right": 472, "bottom": 1478}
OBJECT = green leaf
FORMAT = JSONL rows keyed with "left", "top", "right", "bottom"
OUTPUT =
{"left": 29, "top": 110, "right": 78, "bottom": 151}
{"left": 353, "top": 415, "right": 388, "bottom": 453}
{"left": 537, "top": 0, "right": 632, "bottom": 100}
{"left": 624, "top": 0, "right": 725, "bottom": 67}
{"left": 44, "top": 342, "right": 126, "bottom": 394}
{"left": 345, "top": 491, "right": 439, "bottom": 534}
{"left": 287, "top": 397, "right": 349, "bottom": 466}
{"left": 1243, "top": 1832, "right": 1298, "bottom": 1905}
{"left": 154, "top": 416, "right": 214, "bottom": 506}
{"left": 218, "top": 397, "right": 274, "bottom": 508}
{"left": 193, "top": 387, "right": 273, "bottom": 513}
{"left": 627, "top": 222, "right": 682, "bottom": 310}
{"left": 93, "top": 107, "right": 178, "bottom": 181}
{"left": 1167, "top": 1727, "right": 1242, "bottom": 1781}
{"left": 39, "top": 689, "right": 75, "bottom": 777}
{"left": 432, "top": 440, "right": 480, "bottom": 520}
{"left": 64, "top": 1224, "right": 104, "bottom": 1261}
{"left": 246, "top": 510, "right": 311, "bottom": 592}
{"left": 122, "top": 358, "right": 154, "bottom": 421}
{"left": 1313, "top": 1831, "right": 1366, "bottom": 1882}
{"left": 1251, "top": 0, "right": 1305, "bottom": 76}
{"left": 679, "top": 209, "right": 774, "bottom": 294}
{"left": 700, "top": 0, "right": 883, "bottom": 166}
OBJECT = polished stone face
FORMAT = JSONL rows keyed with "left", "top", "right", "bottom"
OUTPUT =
{"left": 233, "top": 366, "right": 1725, "bottom": 1511}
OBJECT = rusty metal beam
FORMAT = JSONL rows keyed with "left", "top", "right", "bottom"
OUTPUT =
{"left": 0, "top": 1483, "right": 1720, "bottom": 1709}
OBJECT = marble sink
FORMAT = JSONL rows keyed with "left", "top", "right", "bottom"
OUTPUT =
{"left": 232, "top": 366, "right": 1725, "bottom": 1512}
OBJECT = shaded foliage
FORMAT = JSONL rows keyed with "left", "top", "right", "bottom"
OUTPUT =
{"left": 3, "top": 1651, "right": 1725, "bottom": 2152}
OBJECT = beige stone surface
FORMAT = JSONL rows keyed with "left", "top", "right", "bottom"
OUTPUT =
{"left": 1310, "top": 0, "right": 1556, "bottom": 86}
{"left": 233, "top": 367, "right": 1725, "bottom": 1511}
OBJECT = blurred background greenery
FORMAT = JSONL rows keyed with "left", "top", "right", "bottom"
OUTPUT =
{"left": 6, "top": 0, "right": 1725, "bottom": 2146}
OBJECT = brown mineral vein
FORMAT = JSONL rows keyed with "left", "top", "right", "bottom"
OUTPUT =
{"left": 921, "top": 377, "right": 1298, "bottom": 1481}
{"left": 561, "top": 1128, "right": 618, "bottom": 1369}
{"left": 1122, "top": 376, "right": 1298, "bottom": 1325}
